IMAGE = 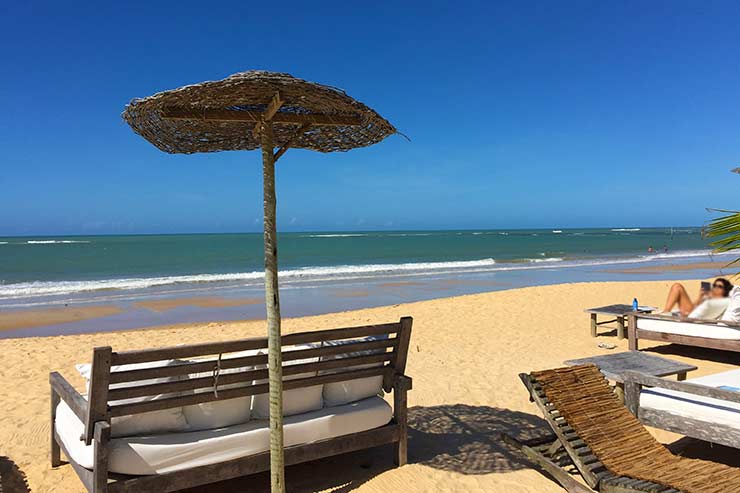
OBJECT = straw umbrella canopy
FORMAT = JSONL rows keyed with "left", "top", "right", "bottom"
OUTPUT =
{"left": 122, "top": 70, "right": 396, "bottom": 493}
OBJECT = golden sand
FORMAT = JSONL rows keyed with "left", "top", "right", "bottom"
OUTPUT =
{"left": 1, "top": 279, "right": 735, "bottom": 493}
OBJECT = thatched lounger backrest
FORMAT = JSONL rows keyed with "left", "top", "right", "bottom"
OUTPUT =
{"left": 531, "top": 365, "right": 740, "bottom": 493}
{"left": 82, "top": 318, "right": 412, "bottom": 445}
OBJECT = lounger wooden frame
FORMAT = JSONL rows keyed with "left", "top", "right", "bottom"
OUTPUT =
{"left": 627, "top": 313, "right": 740, "bottom": 353}
{"left": 623, "top": 370, "right": 740, "bottom": 449}
{"left": 514, "top": 373, "right": 682, "bottom": 493}
{"left": 50, "top": 317, "right": 413, "bottom": 493}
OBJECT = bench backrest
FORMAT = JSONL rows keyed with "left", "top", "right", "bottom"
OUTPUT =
{"left": 82, "top": 317, "right": 412, "bottom": 443}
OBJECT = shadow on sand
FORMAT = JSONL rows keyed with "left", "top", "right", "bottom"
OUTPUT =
{"left": 667, "top": 437, "right": 740, "bottom": 468}
{"left": 184, "top": 404, "right": 547, "bottom": 492}
{"left": 0, "top": 456, "right": 30, "bottom": 493}
{"left": 643, "top": 343, "right": 739, "bottom": 365}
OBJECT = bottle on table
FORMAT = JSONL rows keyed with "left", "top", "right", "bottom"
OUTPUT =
{"left": 632, "top": 298, "right": 639, "bottom": 311}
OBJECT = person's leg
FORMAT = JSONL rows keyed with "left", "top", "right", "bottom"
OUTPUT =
{"left": 663, "top": 283, "right": 695, "bottom": 315}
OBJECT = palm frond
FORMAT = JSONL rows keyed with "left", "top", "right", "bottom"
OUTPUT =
{"left": 706, "top": 209, "right": 740, "bottom": 271}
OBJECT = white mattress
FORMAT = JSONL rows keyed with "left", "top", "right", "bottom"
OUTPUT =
{"left": 637, "top": 318, "right": 740, "bottom": 340}
{"left": 639, "top": 369, "right": 740, "bottom": 431}
{"left": 56, "top": 396, "right": 392, "bottom": 475}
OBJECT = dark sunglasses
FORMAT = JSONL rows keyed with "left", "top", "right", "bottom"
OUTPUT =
{"left": 713, "top": 283, "right": 725, "bottom": 289}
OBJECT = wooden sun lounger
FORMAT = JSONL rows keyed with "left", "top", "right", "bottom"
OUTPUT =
{"left": 627, "top": 312, "right": 740, "bottom": 353}
{"left": 623, "top": 371, "right": 740, "bottom": 448}
{"left": 510, "top": 365, "right": 740, "bottom": 493}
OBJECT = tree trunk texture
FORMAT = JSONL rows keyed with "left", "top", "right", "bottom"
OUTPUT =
{"left": 260, "top": 121, "right": 285, "bottom": 493}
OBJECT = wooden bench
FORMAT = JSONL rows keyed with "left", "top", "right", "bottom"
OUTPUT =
{"left": 50, "top": 317, "right": 412, "bottom": 493}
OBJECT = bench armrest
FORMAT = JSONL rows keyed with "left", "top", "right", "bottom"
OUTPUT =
{"left": 395, "top": 374, "right": 412, "bottom": 392}
{"left": 50, "top": 372, "right": 88, "bottom": 422}
{"left": 623, "top": 370, "right": 740, "bottom": 416}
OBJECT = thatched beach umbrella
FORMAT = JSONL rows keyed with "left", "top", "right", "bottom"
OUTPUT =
{"left": 122, "top": 71, "right": 396, "bottom": 492}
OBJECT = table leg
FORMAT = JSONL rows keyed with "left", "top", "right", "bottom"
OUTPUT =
{"left": 677, "top": 372, "right": 687, "bottom": 381}
{"left": 590, "top": 313, "right": 597, "bottom": 337}
{"left": 617, "top": 316, "right": 625, "bottom": 340}
{"left": 614, "top": 382, "right": 625, "bottom": 403}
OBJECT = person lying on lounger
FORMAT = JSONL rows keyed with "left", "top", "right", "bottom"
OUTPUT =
{"left": 662, "top": 278, "right": 733, "bottom": 316}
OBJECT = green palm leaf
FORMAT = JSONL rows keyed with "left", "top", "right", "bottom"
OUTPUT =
{"left": 706, "top": 208, "right": 740, "bottom": 268}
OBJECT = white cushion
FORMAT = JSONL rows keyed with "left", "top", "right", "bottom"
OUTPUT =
{"left": 636, "top": 318, "right": 740, "bottom": 340}
{"left": 251, "top": 344, "right": 323, "bottom": 419}
{"left": 721, "top": 286, "right": 740, "bottom": 323}
{"left": 321, "top": 336, "right": 386, "bottom": 407}
{"left": 639, "top": 369, "right": 740, "bottom": 431}
{"left": 689, "top": 297, "right": 730, "bottom": 320}
{"left": 76, "top": 361, "right": 189, "bottom": 438}
{"left": 181, "top": 350, "right": 258, "bottom": 431}
{"left": 55, "top": 396, "right": 392, "bottom": 475}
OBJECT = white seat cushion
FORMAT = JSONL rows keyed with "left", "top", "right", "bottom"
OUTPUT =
{"left": 76, "top": 360, "right": 189, "bottom": 438}
{"left": 639, "top": 369, "right": 740, "bottom": 431}
{"left": 637, "top": 318, "right": 740, "bottom": 340}
{"left": 321, "top": 336, "right": 386, "bottom": 407}
{"left": 182, "top": 350, "right": 258, "bottom": 431}
{"left": 251, "top": 344, "right": 323, "bottom": 419}
{"left": 55, "top": 396, "right": 392, "bottom": 475}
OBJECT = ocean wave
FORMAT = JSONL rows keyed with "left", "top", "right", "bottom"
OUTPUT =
{"left": 24, "top": 240, "right": 90, "bottom": 245}
{"left": 0, "top": 258, "right": 498, "bottom": 299}
{"left": 611, "top": 228, "right": 641, "bottom": 232}
{"left": 300, "top": 234, "right": 367, "bottom": 238}
{"left": 642, "top": 250, "right": 717, "bottom": 260}
{"left": 0, "top": 249, "right": 732, "bottom": 300}
{"left": 552, "top": 230, "right": 563, "bottom": 234}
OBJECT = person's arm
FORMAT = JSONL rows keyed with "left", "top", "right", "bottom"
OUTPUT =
{"left": 693, "top": 288, "right": 707, "bottom": 307}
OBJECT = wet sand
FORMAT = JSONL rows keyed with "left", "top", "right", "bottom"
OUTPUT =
{"left": 606, "top": 261, "right": 733, "bottom": 275}
{"left": 0, "top": 305, "right": 122, "bottom": 331}
{"left": 133, "top": 296, "right": 261, "bottom": 312}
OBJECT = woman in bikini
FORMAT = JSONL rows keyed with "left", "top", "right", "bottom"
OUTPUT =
{"left": 662, "top": 278, "right": 733, "bottom": 316}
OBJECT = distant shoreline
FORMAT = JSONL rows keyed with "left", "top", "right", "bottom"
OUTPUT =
{"left": 0, "top": 257, "right": 728, "bottom": 338}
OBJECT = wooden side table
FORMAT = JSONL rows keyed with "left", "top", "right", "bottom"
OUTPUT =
{"left": 565, "top": 351, "right": 697, "bottom": 402}
{"left": 585, "top": 304, "right": 653, "bottom": 340}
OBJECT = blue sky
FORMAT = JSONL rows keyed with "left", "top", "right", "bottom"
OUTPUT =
{"left": 1, "top": 1, "right": 739, "bottom": 235}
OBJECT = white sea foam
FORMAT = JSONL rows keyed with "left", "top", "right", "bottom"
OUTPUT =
{"left": 1, "top": 249, "right": 732, "bottom": 301}
{"left": 25, "top": 240, "right": 90, "bottom": 244}
{"left": 0, "top": 258, "right": 498, "bottom": 299}
{"left": 300, "top": 234, "right": 367, "bottom": 238}
{"left": 552, "top": 230, "right": 563, "bottom": 234}
{"left": 611, "top": 228, "right": 641, "bottom": 232}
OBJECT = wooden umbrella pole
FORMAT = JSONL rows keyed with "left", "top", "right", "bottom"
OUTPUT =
{"left": 260, "top": 120, "right": 285, "bottom": 493}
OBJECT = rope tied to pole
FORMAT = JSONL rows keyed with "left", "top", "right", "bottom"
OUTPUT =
{"left": 212, "top": 353, "right": 223, "bottom": 398}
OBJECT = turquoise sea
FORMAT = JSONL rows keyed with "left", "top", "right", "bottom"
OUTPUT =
{"left": 0, "top": 227, "right": 723, "bottom": 298}
{"left": 0, "top": 227, "right": 733, "bottom": 337}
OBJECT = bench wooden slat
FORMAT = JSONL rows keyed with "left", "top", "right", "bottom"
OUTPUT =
{"left": 109, "top": 337, "right": 396, "bottom": 384}
{"left": 111, "top": 322, "right": 400, "bottom": 365}
{"left": 108, "top": 352, "right": 393, "bottom": 400}
{"left": 109, "top": 366, "right": 387, "bottom": 417}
